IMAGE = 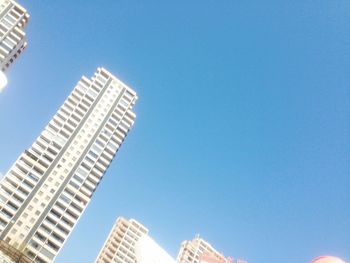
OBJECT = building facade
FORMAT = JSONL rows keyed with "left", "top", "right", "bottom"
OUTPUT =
{"left": 0, "top": 0, "right": 29, "bottom": 71}
{"left": 0, "top": 240, "right": 32, "bottom": 263}
{"left": 177, "top": 236, "right": 246, "bottom": 263}
{"left": 0, "top": 68, "right": 137, "bottom": 263}
{"left": 95, "top": 217, "right": 148, "bottom": 263}
{"left": 177, "top": 237, "right": 228, "bottom": 263}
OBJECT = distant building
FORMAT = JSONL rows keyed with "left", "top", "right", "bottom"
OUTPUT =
{"left": 95, "top": 217, "right": 148, "bottom": 263}
{"left": 0, "top": 68, "right": 137, "bottom": 263}
{"left": 177, "top": 237, "right": 228, "bottom": 263}
{"left": 96, "top": 217, "right": 175, "bottom": 263}
{"left": 177, "top": 236, "right": 247, "bottom": 263}
{"left": 0, "top": 0, "right": 29, "bottom": 71}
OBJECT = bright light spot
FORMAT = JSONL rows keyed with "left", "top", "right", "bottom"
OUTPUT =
{"left": 0, "top": 71, "right": 8, "bottom": 92}
{"left": 312, "top": 256, "right": 346, "bottom": 263}
{"left": 135, "top": 235, "right": 176, "bottom": 263}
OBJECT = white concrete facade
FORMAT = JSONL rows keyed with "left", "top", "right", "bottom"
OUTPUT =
{"left": 95, "top": 217, "right": 148, "bottom": 263}
{"left": 177, "top": 237, "right": 239, "bottom": 263}
{"left": 95, "top": 217, "right": 176, "bottom": 263}
{"left": 177, "top": 237, "right": 228, "bottom": 263}
{"left": 0, "top": 68, "right": 137, "bottom": 263}
{"left": 0, "top": 0, "right": 29, "bottom": 71}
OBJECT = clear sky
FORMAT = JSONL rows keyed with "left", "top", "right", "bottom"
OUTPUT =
{"left": 0, "top": 0, "right": 349, "bottom": 262}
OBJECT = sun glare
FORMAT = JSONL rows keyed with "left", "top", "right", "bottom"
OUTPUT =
{"left": 312, "top": 256, "right": 346, "bottom": 263}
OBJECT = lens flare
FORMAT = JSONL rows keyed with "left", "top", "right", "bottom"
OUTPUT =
{"left": 312, "top": 256, "right": 346, "bottom": 263}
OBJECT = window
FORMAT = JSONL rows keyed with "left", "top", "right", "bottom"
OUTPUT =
{"left": 40, "top": 247, "right": 55, "bottom": 259}
{"left": 59, "top": 194, "right": 70, "bottom": 204}
{"left": 29, "top": 240, "right": 41, "bottom": 250}
{"left": 28, "top": 173, "right": 39, "bottom": 182}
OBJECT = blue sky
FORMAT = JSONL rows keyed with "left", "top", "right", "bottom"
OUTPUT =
{"left": 0, "top": 0, "right": 349, "bottom": 262}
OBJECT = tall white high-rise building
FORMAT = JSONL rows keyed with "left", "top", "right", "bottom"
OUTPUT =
{"left": 95, "top": 217, "right": 148, "bottom": 263}
{"left": 0, "top": 0, "right": 29, "bottom": 71}
{"left": 0, "top": 68, "right": 137, "bottom": 263}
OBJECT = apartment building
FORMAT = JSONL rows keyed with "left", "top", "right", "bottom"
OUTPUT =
{"left": 95, "top": 217, "right": 148, "bottom": 263}
{"left": 177, "top": 236, "right": 247, "bottom": 263}
{"left": 96, "top": 217, "right": 176, "bottom": 263}
{"left": 177, "top": 237, "right": 228, "bottom": 263}
{"left": 0, "top": 0, "right": 29, "bottom": 71}
{"left": 0, "top": 68, "right": 137, "bottom": 263}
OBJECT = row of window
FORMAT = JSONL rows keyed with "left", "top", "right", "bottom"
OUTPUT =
{"left": 0, "top": 5, "right": 27, "bottom": 61}
{"left": 63, "top": 87, "right": 129, "bottom": 199}
{"left": 0, "top": 39, "right": 25, "bottom": 71}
